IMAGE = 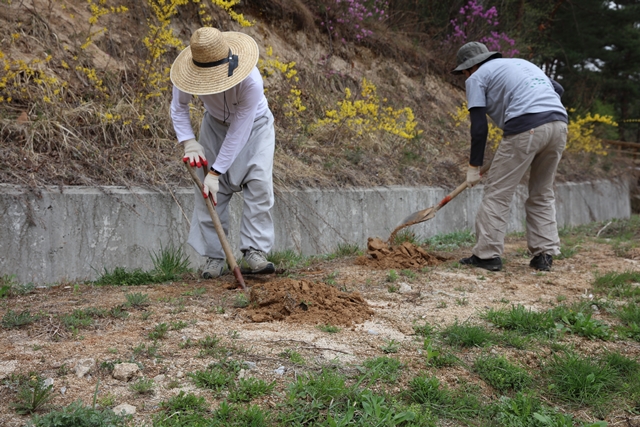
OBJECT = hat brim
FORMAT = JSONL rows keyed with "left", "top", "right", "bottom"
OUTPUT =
{"left": 451, "top": 51, "right": 502, "bottom": 75}
{"left": 170, "top": 32, "right": 259, "bottom": 95}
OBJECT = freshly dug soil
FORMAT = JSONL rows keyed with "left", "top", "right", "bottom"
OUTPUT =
{"left": 246, "top": 278, "right": 373, "bottom": 325}
{"left": 356, "top": 237, "right": 448, "bottom": 269}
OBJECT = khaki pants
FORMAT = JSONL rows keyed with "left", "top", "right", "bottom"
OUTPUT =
{"left": 473, "top": 120, "right": 567, "bottom": 259}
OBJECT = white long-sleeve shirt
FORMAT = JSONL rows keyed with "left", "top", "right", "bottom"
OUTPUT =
{"left": 170, "top": 67, "right": 269, "bottom": 174}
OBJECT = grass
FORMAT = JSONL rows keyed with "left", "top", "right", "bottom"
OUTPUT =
{"left": 27, "top": 401, "right": 130, "bottom": 426}
{"left": 129, "top": 377, "right": 155, "bottom": 395}
{"left": 11, "top": 375, "right": 54, "bottom": 415}
{"left": 148, "top": 323, "right": 169, "bottom": 340}
{"left": 441, "top": 322, "right": 494, "bottom": 348}
{"left": 189, "top": 361, "right": 239, "bottom": 393}
{"left": 473, "top": 355, "right": 533, "bottom": 393}
{"left": 228, "top": 377, "right": 276, "bottom": 403}
{"left": 360, "top": 357, "right": 404, "bottom": 384}
{"left": 545, "top": 352, "right": 619, "bottom": 407}
{"left": 125, "top": 292, "right": 150, "bottom": 307}
{"left": 593, "top": 271, "right": 640, "bottom": 298}
{"left": 2, "top": 309, "right": 38, "bottom": 329}
{"left": 317, "top": 324, "right": 341, "bottom": 333}
{"left": 425, "top": 229, "right": 475, "bottom": 251}
{"left": 94, "top": 245, "right": 191, "bottom": 286}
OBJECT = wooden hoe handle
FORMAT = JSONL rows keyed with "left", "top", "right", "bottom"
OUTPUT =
{"left": 185, "top": 163, "right": 247, "bottom": 291}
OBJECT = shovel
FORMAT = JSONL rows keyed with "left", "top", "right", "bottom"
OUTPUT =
{"left": 185, "top": 163, "right": 247, "bottom": 291}
{"left": 387, "top": 162, "right": 492, "bottom": 244}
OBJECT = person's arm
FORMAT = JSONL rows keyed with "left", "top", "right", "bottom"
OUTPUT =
{"left": 469, "top": 107, "right": 488, "bottom": 167}
{"left": 210, "top": 73, "right": 263, "bottom": 174}
{"left": 550, "top": 79, "right": 564, "bottom": 97}
{"left": 170, "top": 85, "right": 207, "bottom": 168}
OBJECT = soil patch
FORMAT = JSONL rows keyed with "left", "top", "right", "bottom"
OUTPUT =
{"left": 246, "top": 278, "right": 373, "bottom": 325}
{"left": 356, "top": 237, "right": 448, "bottom": 269}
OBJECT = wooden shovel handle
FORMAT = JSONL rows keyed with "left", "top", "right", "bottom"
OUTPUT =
{"left": 432, "top": 162, "right": 492, "bottom": 214}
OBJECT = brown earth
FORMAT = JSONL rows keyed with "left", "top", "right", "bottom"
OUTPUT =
{"left": 1, "top": 234, "right": 640, "bottom": 426}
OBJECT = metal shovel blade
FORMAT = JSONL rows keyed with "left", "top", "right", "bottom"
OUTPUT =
{"left": 399, "top": 207, "right": 436, "bottom": 226}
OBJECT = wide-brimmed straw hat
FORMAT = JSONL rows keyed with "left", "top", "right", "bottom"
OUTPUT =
{"left": 170, "top": 27, "right": 259, "bottom": 95}
{"left": 451, "top": 41, "right": 502, "bottom": 75}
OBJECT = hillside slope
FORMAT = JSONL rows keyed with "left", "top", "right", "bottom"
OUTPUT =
{"left": 0, "top": 0, "right": 632, "bottom": 192}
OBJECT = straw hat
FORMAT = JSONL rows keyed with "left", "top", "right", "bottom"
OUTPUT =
{"left": 170, "top": 27, "right": 259, "bottom": 95}
{"left": 451, "top": 41, "right": 502, "bottom": 75}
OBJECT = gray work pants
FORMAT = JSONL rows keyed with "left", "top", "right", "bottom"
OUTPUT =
{"left": 188, "top": 111, "right": 275, "bottom": 259}
{"left": 473, "top": 120, "right": 567, "bottom": 259}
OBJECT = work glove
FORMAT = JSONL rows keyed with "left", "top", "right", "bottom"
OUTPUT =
{"left": 182, "top": 138, "right": 207, "bottom": 168}
{"left": 467, "top": 165, "right": 481, "bottom": 187}
{"left": 202, "top": 171, "right": 219, "bottom": 205}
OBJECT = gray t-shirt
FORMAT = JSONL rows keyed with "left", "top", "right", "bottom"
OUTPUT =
{"left": 465, "top": 58, "right": 567, "bottom": 130}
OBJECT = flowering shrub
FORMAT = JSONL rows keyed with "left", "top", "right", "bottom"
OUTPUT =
{"left": 313, "top": 78, "right": 421, "bottom": 143}
{"left": 566, "top": 112, "right": 616, "bottom": 155}
{"left": 447, "top": 0, "right": 518, "bottom": 58}
{"left": 320, "top": 0, "right": 388, "bottom": 43}
{"left": 258, "top": 46, "right": 306, "bottom": 124}
{"left": 451, "top": 103, "right": 616, "bottom": 155}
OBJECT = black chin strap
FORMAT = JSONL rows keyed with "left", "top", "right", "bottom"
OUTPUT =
{"left": 192, "top": 49, "right": 239, "bottom": 77}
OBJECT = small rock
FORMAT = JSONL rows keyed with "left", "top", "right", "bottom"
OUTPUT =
{"left": 60, "top": 386, "right": 67, "bottom": 396}
{"left": 112, "top": 403, "right": 136, "bottom": 416}
{"left": 238, "top": 369, "right": 246, "bottom": 379}
{"left": 367, "top": 330, "right": 379, "bottom": 335}
{"left": 591, "top": 304, "right": 600, "bottom": 312}
{"left": 176, "top": 371, "right": 184, "bottom": 378}
{"left": 43, "top": 378, "right": 54, "bottom": 388}
{"left": 75, "top": 358, "right": 95, "bottom": 378}
{"left": 112, "top": 363, "right": 139, "bottom": 382}
{"left": 153, "top": 374, "right": 166, "bottom": 383}
{"left": 274, "top": 366, "right": 285, "bottom": 375}
{"left": 243, "top": 361, "right": 257, "bottom": 370}
{"left": 0, "top": 360, "right": 18, "bottom": 380}
{"left": 398, "top": 283, "right": 412, "bottom": 293}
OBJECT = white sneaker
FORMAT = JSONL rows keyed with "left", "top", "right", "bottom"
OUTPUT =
{"left": 202, "top": 258, "right": 229, "bottom": 279}
{"left": 242, "top": 248, "right": 275, "bottom": 274}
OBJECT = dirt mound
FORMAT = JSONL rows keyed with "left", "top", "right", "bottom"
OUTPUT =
{"left": 245, "top": 278, "right": 373, "bottom": 325}
{"left": 356, "top": 237, "right": 447, "bottom": 269}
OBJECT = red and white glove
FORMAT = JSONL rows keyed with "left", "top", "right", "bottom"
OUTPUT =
{"left": 203, "top": 171, "right": 219, "bottom": 205}
{"left": 182, "top": 138, "right": 207, "bottom": 168}
{"left": 467, "top": 165, "right": 481, "bottom": 187}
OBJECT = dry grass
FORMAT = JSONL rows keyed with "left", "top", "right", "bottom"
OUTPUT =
{"left": 0, "top": 0, "right": 632, "bottom": 194}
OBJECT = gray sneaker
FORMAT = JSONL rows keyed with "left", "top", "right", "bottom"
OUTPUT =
{"left": 242, "top": 247, "right": 275, "bottom": 274}
{"left": 202, "top": 258, "right": 229, "bottom": 279}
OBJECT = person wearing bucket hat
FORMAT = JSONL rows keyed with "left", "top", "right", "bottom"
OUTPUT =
{"left": 170, "top": 27, "right": 275, "bottom": 279}
{"left": 452, "top": 41, "right": 568, "bottom": 272}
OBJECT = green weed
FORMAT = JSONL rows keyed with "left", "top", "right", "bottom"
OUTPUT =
{"left": 2, "top": 309, "right": 38, "bottom": 329}
{"left": 189, "top": 362, "right": 239, "bottom": 393}
{"left": 27, "top": 400, "right": 129, "bottom": 426}
{"left": 381, "top": 339, "right": 400, "bottom": 354}
{"left": 233, "top": 293, "right": 250, "bottom": 308}
{"left": 317, "top": 324, "right": 341, "bottom": 334}
{"left": 129, "top": 377, "right": 154, "bottom": 395}
{"left": 473, "top": 355, "right": 532, "bottom": 393}
{"left": 441, "top": 322, "right": 494, "bottom": 348}
{"left": 425, "top": 230, "right": 475, "bottom": 251}
{"left": 267, "top": 249, "right": 306, "bottom": 270}
{"left": 148, "top": 323, "right": 168, "bottom": 340}
{"left": 593, "top": 271, "right": 640, "bottom": 298}
{"left": 484, "top": 304, "right": 556, "bottom": 336}
{"left": 125, "top": 292, "right": 150, "bottom": 308}
{"left": 545, "top": 352, "right": 619, "bottom": 406}
{"left": 360, "top": 356, "right": 404, "bottom": 384}
{"left": 150, "top": 243, "right": 191, "bottom": 281}
{"left": 228, "top": 377, "right": 275, "bottom": 403}
{"left": 386, "top": 269, "right": 398, "bottom": 283}
{"left": 279, "top": 349, "right": 306, "bottom": 365}
{"left": 11, "top": 375, "right": 54, "bottom": 414}
{"left": 327, "top": 242, "right": 361, "bottom": 259}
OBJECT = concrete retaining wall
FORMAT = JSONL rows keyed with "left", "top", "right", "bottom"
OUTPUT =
{"left": 0, "top": 179, "right": 630, "bottom": 285}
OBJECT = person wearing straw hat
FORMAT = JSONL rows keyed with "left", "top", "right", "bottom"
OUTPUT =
{"left": 452, "top": 41, "right": 568, "bottom": 272}
{"left": 170, "top": 27, "right": 275, "bottom": 279}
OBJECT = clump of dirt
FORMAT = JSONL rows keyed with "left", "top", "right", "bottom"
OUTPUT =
{"left": 356, "top": 237, "right": 448, "bottom": 269}
{"left": 245, "top": 278, "right": 373, "bottom": 325}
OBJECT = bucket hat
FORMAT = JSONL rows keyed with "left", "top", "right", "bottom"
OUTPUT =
{"left": 451, "top": 41, "right": 502, "bottom": 75}
{"left": 170, "top": 27, "right": 259, "bottom": 95}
